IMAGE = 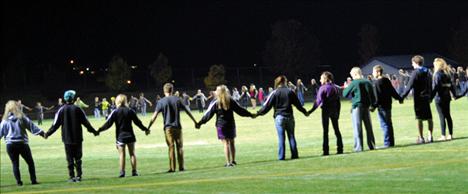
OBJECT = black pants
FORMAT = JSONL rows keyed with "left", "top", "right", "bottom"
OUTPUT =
{"left": 322, "top": 109, "right": 343, "bottom": 154}
{"left": 64, "top": 143, "right": 83, "bottom": 178}
{"left": 435, "top": 100, "right": 453, "bottom": 136}
{"left": 197, "top": 102, "right": 204, "bottom": 113}
{"left": 6, "top": 143, "right": 37, "bottom": 184}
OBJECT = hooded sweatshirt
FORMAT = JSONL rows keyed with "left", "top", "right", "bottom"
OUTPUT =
{"left": 0, "top": 114, "right": 44, "bottom": 144}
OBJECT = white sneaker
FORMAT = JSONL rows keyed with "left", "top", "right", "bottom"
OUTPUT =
{"left": 427, "top": 136, "right": 433, "bottom": 143}
{"left": 437, "top": 136, "right": 446, "bottom": 141}
{"left": 447, "top": 135, "right": 453, "bottom": 140}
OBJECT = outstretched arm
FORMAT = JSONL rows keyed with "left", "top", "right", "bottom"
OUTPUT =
{"left": 148, "top": 111, "right": 160, "bottom": 130}
{"left": 46, "top": 107, "right": 64, "bottom": 137}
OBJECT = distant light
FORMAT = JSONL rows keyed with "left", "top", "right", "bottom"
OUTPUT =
{"left": 253, "top": 64, "right": 257, "bottom": 67}
{"left": 131, "top": 65, "right": 137, "bottom": 69}
{"left": 172, "top": 80, "right": 175, "bottom": 83}
{"left": 79, "top": 70, "right": 84, "bottom": 75}
{"left": 70, "top": 60, "right": 74, "bottom": 64}
{"left": 91, "top": 71, "right": 95, "bottom": 74}
{"left": 105, "top": 68, "right": 108, "bottom": 71}
{"left": 86, "top": 67, "right": 90, "bottom": 71}
{"left": 127, "top": 80, "right": 132, "bottom": 84}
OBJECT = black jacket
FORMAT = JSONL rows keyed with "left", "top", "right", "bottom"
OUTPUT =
{"left": 199, "top": 98, "right": 252, "bottom": 129}
{"left": 373, "top": 77, "right": 402, "bottom": 109}
{"left": 98, "top": 107, "right": 148, "bottom": 143}
{"left": 257, "top": 86, "right": 308, "bottom": 118}
{"left": 47, "top": 103, "right": 96, "bottom": 144}
{"left": 431, "top": 71, "right": 461, "bottom": 103}
{"left": 401, "top": 67, "right": 432, "bottom": 100}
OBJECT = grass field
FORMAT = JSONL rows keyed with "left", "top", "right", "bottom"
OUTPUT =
{"left": 1, "top": 99, "right": 468, "bottom": 194}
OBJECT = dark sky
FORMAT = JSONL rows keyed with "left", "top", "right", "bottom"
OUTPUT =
{"left": 2, "top": 0, "right": 468, "bottom": 70}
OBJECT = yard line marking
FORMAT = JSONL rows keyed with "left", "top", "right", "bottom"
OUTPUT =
{"left": 4, "top": 158, "right": 467, "bottom": 194}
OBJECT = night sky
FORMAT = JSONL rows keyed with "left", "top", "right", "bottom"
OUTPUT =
{"left": 2, "top": 0, "right": 468, "bottom": 70}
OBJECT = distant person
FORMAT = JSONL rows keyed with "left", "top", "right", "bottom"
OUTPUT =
{"left": 258, "top": 87, "right": 265, "bottom": 105}
{"left": 400, "top": 55, "right": 434, "bottom": 144}
{"left": 17, "top": 100, "right": 32, "bottom": 112}
{"left": 296, "top": 79, "right": 307, "bottom": 106}
{"left": 110, "top": 96, "right": 117, "bottom": 112}
{"left": 34, "top": 102, "right": 53, "bottom": 125}
{"left": 239, "top": 86, "right": 250, "bottom": 108}
{"left": 249, "top": 84, "right": 258, "bottom": 109}
{"left": 1, "top": 100, "right": 45, "bottom": 186}
{"left": 97, "top": 94, "right": 150, "bottom": 177}
{"left": 74, "top": 97, "right": 89, "bottom": 109}
{"left": 93, "top": 97, "right": 101, "bottom": 119}
{"left": 398, "top": 69, "right": 410, "bottom": 95}
{"left": 45, "top": 90, "right": 98, "bottom": 182}
{"left": 148, "top": 83, "right": 198, "bottom": 173}
{"left": 181, "top": 92, "right": 192, "bottom": 111}
{"left": 231, "top": 87, "right": 240, "bottom": 102}
{"left": 310, "top": 78, "right": 318, "bottom": 100}
{"left": 372, "top": 65, "right": 403, "bottom": 148}
{"left": 129, "top": 96, "right": 139, "bottom": 112}
{"left": 196, "top": 85, "right": 255, "bottom": 167}
{"left": 431, "top": 58, "right": 466, "bottom": 141}
{"left": 343, "top": 67, "right": 376, "bottom": 152}
{"left": 101, "top": 98, "right": 110, "bottom": 119}
{"left": 138, "top": 92, "right": 153, "bottom": 116}
{"left": 193, "top": 89, "right": 208, "bottom": 113}
{"left": 308, "top": 72, "right": 343, "bottom": 156}
{"left": 256, "top": 75, "right": 310, "bottom": 160}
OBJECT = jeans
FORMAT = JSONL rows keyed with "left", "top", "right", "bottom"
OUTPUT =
{"left": 6, "top": 143, "right": 37, "bottom": 184}
{"left": 141, "top": 105, "right": 147, "bottom": 116}
{"left": 274, "top": 115, "right": 298, "bottom": 160}
{"left": 64, "top": 143, "right": 83, "bottom": 178}
{"left": 322, "top": 109, "right": 343, "bottom": 154}
{"left": 94, "top": 108, "right": 101, "bottom": 118}
{"left": 297, "top": 92, "right": 305, "bottom": 106}
{"left": 377, "top": 108, "right": 395, "bottom": 147}
{"left": 435, "top": 100, "right": 453, "bottom": 136}
{"left": 352, "top": 106, "right": 375, "bottom": 152}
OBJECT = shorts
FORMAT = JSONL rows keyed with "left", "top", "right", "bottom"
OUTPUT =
{"left": 414, "top": 98, "right": 432, "bottom": 120}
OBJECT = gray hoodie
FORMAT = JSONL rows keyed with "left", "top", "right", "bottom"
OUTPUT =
{"left": 0, "top": 114, "right": 44, "bottom": 144}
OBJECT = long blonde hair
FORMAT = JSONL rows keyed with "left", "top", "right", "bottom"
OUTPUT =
{"left": 115, "top": 94, "right": 128, "bottom": 108}
{"left": 2, "top": 100, "right": 25, "bottom": 121}
{"left": 216, "top": 85, "right": 231, "bottom": 110}
{"left": 433, "top": 58, "right": 449, "bottom": 75}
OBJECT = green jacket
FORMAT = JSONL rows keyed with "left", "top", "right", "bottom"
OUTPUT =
{"left": 343, "top": 78, "right": 376, "bottom": 109}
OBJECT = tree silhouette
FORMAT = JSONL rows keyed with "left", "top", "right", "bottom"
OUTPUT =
{"left": 105, "top": 55, "right": 131, "bottom": 91}
{"left": 449, "top": 17, "right": 468, "bottom": 65}
{"left": 263, "top": 19, "right": 320, "bottom": 78}
{"left": 358, "top": 24, "right": 379, "bottom": 64}
{"left": 204, "top": 64, "right": 226, "bottom": 90}
{"left": 149, "top": 53, "right": 172, "bottom": 87}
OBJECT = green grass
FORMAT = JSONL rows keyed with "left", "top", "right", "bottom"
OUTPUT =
{"left": 1, "top": 99, "right": 468, "bottom": 194}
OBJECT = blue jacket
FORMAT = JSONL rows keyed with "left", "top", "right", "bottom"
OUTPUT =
{"left": 0, "top": 114, "right": 44, "bottom": 144}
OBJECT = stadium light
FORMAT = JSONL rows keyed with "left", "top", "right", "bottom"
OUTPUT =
{"left": 70, "top": 59, "right": 74, "bottom": 64}
{"left": 79, "top": 70, "right": 84, "bottom": 75}
{"left": 127, "top": 80, "right": 132, "bottom": 84}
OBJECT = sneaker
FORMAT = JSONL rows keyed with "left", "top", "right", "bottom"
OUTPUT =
{"left": 17, "top": 181, "right": 23, "bottom": 186}
{"left": 416, "top": 137, "right": 425, "bottom": 144}
{"left": 427, "top": 136, "right": 434, "bottom": 143}
{"left": 232, "top": 161, "right": 237, "bottom": 165}
{"left": 119, "top": 172, "right": 125, "bottom": 178}
{"left": 224, "top": 163, "right": 234, "bottom": 167}
{"left": 447, "top": 135, "right": 453, "bottom": 140}
{"left": 438, "top": 136, "right": 446, "bottom": 141}
{"left": 75, "top": 177, "right": 82, "bottom": 182}
{"left": 67, "top": 178, "right": 76, "bottom": 183}
{"left": 132, "top": 170, "right": 139, "bottom": 176}
{"left": 337, "top": 150, "right": 344, "bottom": 155}
{"left": 31, "top": 181, "right": 39, "bottom": 185}
{"left": 166, "top": 170, "right": 175, "bottom": 173}
{"left": 322, "top": 152, "right": 329, "bottom": 156}
{"left": 179, "top": 168, "right": 185, "bottom": 172}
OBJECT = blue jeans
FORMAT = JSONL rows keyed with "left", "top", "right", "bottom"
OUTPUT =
{"left": 141, "top": 105, "right": 147, "bottom": 116}
{"left": 352, "top": 106, "right": 375, "bottom": 152}
{"left": 274, "top": 115, "right": 298, "bottom": 160}
{"left": 377, "top": 108, "right": 394, "bottom": 147}
{"left": 93, "top": 108, "right": 101, "bottom": 118}
{"left": 297, "top": 92, "right": 305, "bottom": 106}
